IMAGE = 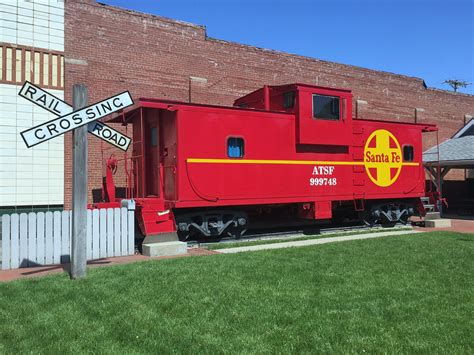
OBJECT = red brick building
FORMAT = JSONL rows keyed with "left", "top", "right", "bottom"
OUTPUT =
{"left": 64, "top": 0, "right": 474, "bottom": 208}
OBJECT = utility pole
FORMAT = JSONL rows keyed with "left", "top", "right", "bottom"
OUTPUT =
{"left": 70, "top": 84, "right": 88, "bottom": 279}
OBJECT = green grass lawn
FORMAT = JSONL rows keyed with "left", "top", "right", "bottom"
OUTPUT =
{"left": 1, "top": 231, "right": 473, "bottom": 353}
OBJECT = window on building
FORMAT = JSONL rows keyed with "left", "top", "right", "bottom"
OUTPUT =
{"left": 227, "top": 137, "right": 244, "bottom": 158}
{"left": 403, "top": 145, "right": 414, "bottom": 161}
{"left": 0, "top": 44, "right": 64, "bottom": 89}
{"left": 283, "top": 91, "right": 295, "bottom": 108}
{"left": 312, "top": 94, "right": 340, "bottom": 120}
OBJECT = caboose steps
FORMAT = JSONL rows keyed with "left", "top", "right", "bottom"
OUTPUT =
{"left": 421, "top": 197, "right": 436, "bottom": 213}
{"left": 425, "top": 212, "right": 441, "bottom": 220}
{"left": 136, "top": 199, "right": 178, "bottom": 237}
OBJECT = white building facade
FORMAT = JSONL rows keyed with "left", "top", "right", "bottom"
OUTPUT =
{"left": 0, "top": 0, "right": 64, "bottom": 209}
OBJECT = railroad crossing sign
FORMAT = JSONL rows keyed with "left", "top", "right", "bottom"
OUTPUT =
{"left": 19, "top": 81, "right": 133, "bottom": 150}
{"left": 364, "top": 129, "right": 403, "bottom": 187}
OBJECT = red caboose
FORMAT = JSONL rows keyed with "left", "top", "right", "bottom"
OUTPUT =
{"left": 98, "top": 83, "right": 436, "bottom": 241}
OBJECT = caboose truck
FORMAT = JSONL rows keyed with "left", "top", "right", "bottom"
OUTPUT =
{"left": 92, "top": 84, "right": 437, "bottom": 243}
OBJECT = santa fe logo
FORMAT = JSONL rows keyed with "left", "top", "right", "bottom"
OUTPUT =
{"left": 19, "top": 81, "right": 133, "bottom": 150}
{"left": 363, "top": 129, "right": 403, "bottom": 187}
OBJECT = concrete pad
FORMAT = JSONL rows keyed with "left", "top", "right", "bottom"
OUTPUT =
{"left": 425, "top": 212, "right": 441, "bottom": 220}
{"left": 425, "top": 219, "right": 452, "bottom": 228}
{"left": 143, "top": 232, "right": 179, "bottom": 244}
{"left": 215, "top": 230, "right": 421, "bottom": 254}
{"left": 142, "top": 241, "right": 187, "bottom": 257}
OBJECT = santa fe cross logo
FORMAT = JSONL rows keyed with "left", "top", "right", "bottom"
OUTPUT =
{"left": 363, "top": 129, "right": 405, "bottom": 187}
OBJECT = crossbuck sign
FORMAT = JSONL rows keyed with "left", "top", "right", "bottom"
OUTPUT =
{"left": 19, "top": 81, "right": 133, "bottom": 150}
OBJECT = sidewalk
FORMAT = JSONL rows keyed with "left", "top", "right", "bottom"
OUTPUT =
{"left": 0, "top": 248, "right": 216, "bottom": 282}
{"left": 215, "top": 229, "right": 421, "bottom": 254}
{"left": 414, "top": 218, "right": 474, "bottom": 234}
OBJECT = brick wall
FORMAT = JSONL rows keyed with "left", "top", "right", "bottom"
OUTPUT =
{"left": 64, "top": 0, "right": 474, "bottom": 208}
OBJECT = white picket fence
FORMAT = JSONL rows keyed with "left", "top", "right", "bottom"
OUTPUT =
{"left": 1, "top": 206, "right": 135, "bottom": 270}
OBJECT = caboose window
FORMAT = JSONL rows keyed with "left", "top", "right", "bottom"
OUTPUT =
{"left": 227, "top": 137, "right": 244, "bottom": 158}
{"left": 283, "top": 91, "right": 295, "bottom": 108}
{"left": 312, "top": 94, "right": 340, "bottom": 120}
{"left": 403, "top": 145, "right": 414, "bottom": 161}
{"left": 151, "top": 127, "right": 157, "bottom": 146}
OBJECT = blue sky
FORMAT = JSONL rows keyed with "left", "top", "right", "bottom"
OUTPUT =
{"left": 101, "top": 0, "right": 473, "bottom": 95}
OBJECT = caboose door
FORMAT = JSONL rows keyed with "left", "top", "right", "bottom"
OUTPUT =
{"left": 146, "top": 119, "right": 161, "bottom": 197}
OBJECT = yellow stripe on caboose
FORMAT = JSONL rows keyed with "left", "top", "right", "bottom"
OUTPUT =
{"left": 187, "top": 158, "right": 419, "bottom": 167}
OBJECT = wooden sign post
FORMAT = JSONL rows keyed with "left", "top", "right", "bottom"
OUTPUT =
{"left": 71, "top": 84, "right": 88, "bottom": 279}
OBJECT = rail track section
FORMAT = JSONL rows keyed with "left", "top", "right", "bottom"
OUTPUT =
{"left": 190, "top": 224, "right": 413, "bottom": 248}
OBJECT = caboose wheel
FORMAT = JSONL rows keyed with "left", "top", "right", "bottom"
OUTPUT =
{"left": 399, "top": 213, "right": 409, "bottom": 225}
{"left": 360, "top": 209, "right": 379, "bottom": 227}
{"left": 381, "top": 221, "right": 397, "bottom": 228}
{"left": 362, "top": 216, "right": 376, "bottom": 227}
{"left": 177, "top": 230, "right": 191, "bottom": 242}
{"left": 175, "top": 210, "right": 247, "bottom": 241}
{"left": 226, "top": 226, "right": 247, "bottom": 240}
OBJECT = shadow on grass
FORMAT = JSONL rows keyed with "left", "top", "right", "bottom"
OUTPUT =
{"left": 19, "top": 258, "right": 112, "bottom": 276}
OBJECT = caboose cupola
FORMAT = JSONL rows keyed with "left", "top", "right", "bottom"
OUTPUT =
{"left": 234, "top": 83, "right": 353, "bottom": 146}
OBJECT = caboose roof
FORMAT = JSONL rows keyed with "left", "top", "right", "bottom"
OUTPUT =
{"left": 106, "top": 97, "right": 293, "bottom": 124}
{"left": 107, "top": 97, "right": 437, "bottom": 132}
{"left": 291, "top": 83, "right": 352, "bottom": 92}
